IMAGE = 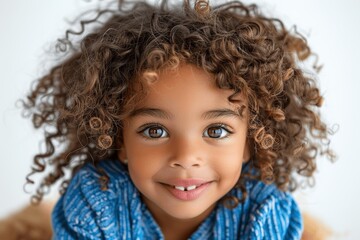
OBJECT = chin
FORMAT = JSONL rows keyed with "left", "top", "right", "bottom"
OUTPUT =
{"left": 159, "top": 201, "right": 215, "bottom": 220}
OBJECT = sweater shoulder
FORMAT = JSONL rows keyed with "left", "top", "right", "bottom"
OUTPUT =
{"left": 52, "top": 159, "right": 132, "bottom": 239}
{"left": 244, "top": 180, "right": 303, "bottom": 239}
{"left": 63, "top": 159, "right": 130, "bottom": 206}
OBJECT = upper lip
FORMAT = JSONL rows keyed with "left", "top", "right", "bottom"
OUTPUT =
{"left": 161, "top": 179, "right": 212, "bottom": 187}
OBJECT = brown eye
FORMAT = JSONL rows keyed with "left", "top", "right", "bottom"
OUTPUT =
{"left": 204, "top": 125, "right": 232, "bottom": 139}
{"left": 142, "top": 126, "right": 168, "bottom": 138}
{"left": 207, "top": 127, "right": 222, "bottom": 138}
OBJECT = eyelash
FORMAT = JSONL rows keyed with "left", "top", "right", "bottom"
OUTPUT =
{"left": 137, "top": 123, "right": 169, "bottom": 140}
{"left": 136, "top": 122, "right": 234, "bottom": 140}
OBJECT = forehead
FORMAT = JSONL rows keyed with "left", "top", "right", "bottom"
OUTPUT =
{"left": 135, "top": 64, "right": 246, "bottom": 113}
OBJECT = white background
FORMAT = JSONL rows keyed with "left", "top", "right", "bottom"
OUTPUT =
{"left": 0, "top": 0, "right": 359, "bottom": 239}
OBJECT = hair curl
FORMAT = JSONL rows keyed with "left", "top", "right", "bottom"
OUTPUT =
{"left": 22, "top": 0, "right": 335, "bottom": 205}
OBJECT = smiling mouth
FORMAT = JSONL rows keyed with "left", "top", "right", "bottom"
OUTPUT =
{"left": 160, "top": 182, "right": 210, "bottom": 191}
{"left": 161, "top": 182, "right": 212, "bottom": 201}
{"left": 172, "top": 183, "right": 206, "bottom": 191}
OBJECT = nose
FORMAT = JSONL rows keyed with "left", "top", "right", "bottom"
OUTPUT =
{"left": 168, "top": 136, "right": 204, "bottom": 169}
{"left": 169, "top": 135, "right": 206, "bottom": 169}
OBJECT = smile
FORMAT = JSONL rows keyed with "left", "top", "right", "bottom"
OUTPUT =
{"left": 161, "top": 181, "right": 212, "bottom": 201}
{"left": 173, "top": 184, "right": 202, "bottom": 191}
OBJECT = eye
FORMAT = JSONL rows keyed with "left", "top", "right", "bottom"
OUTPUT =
{"left": 203, "top": 124, "right": 233, "bottom": 139}
{"left": 139, "top": 124, "right": 169, "bottom": 139}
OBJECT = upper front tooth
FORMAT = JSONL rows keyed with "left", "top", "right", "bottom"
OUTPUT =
{"left": 186, "top": 185, "right": 196, "bottom": 191}
{"left": 175, "top": 186, "right": 185, "bottom": 191}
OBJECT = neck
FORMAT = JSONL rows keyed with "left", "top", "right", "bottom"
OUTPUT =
{"left": 142, "top": 196, "right": 215, "bottom": 240}
{"left": 159, "top": 217, "right": 201, "bottom": 240}
{"left": 157, "top": 208, "right": 214, "bottom": 240}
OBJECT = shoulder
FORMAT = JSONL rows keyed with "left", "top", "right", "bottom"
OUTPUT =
{"left": 243, "top": 179, "right": 303, "bottom": 240}
{"left": 62, "top": 159, "right": 131, "bottom": 209}
{"left": 52, "top": 159, "right": 133, "bottom": 239}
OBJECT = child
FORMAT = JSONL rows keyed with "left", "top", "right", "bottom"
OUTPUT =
{"left": 22, "top": 0, "right": 334, "bottom": 239}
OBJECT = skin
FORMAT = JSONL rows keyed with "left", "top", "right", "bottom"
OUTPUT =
{"left": 118, "top": 63, "right": 250, "bottom": 239}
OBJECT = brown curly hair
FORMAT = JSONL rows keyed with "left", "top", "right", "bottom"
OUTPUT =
{"left": 22, "top": 0, "right": 335, "bottom": 205}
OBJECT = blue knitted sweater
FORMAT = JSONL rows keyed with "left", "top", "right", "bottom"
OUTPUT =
{"left": 52, "top": 159, "right": 303, "bottom": 239}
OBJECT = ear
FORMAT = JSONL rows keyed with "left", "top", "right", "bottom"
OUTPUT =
{"left": 117, "top": 147, "right": 127, "bottom": 161}
{"left": 243, "top": 140, "right": 251, "bottom": 163}
{"left": 116, "top": 140, "right": 128, "bottom": 163}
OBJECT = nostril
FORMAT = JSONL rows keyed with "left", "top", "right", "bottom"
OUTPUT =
{"left": 169, "top": 159, "right": 203, "bottom": 168}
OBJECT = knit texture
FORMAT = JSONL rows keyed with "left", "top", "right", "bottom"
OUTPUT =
{"left": 52, "top": 159, "right": 303, "bottom": 239}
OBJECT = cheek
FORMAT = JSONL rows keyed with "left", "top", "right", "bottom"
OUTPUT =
{"left": 127, "top": 143, "right": 166, "bottom": 166}
{"left": 127, "top": 155, "right": 157, "bottom": 192}
{"left": 211, "top": 141, "right": 247, "bottom": 182}
{"left": 214, "top": 153, "right": 243, "bottom": 177}
{"left": 126, "top": 143, "right": 165, "bottom": 182}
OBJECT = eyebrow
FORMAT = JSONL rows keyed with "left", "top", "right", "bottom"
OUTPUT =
{"left": 129, "top": 108, "right": 173, "bottom": 119}
{"left": 129, "top": 107, "right": 240, "bottom": 120}
{"left": 202, "top": 108, "right": 241, "bottom": 120}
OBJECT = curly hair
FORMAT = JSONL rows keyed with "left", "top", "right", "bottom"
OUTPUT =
{"left": 23, "top": 0, "right": 335, "bottom": 205}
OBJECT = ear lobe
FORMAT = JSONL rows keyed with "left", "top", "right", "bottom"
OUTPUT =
{"left": 117, "top": 146, "right": 128, "bottom": 162}
{"left": 243, "top": 140, "right": 251, "bottom": 163}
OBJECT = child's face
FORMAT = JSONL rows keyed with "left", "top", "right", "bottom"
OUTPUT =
{"left": 118, "top": 64, "right": 250, "bottom": 221}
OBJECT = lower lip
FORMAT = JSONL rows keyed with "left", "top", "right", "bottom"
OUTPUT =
{"left": 164, "top": 182, "right": 211, "bottom": 201}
